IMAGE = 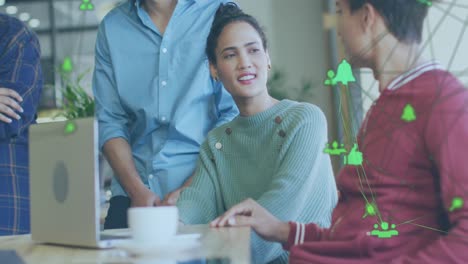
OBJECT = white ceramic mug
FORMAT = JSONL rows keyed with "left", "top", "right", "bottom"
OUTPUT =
{"left": 127, "top": 206, "right": 179, "bottom": 247}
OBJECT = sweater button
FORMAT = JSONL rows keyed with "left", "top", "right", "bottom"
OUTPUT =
{"left": 275, "top": 116, "right": 282, "bottom": 124}
{"left": 215, "top": 142, "right": 222, "bottom": 149}
{"left": 225, "top": 128, "right": 232, "bottom": 135}
{"left": 278, "top": 130, "right": 286, "bottom": 137}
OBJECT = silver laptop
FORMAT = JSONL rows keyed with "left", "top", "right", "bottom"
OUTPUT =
{"left": 29, "top": 117, "right": 128, "bottom": 248}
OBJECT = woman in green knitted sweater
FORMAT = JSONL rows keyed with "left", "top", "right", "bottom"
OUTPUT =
{"left": 176, "top": 3, "right": 338, "bottom": 263}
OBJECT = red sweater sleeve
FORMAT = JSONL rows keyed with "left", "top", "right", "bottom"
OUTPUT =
{"left": 389, "top": 78, "right": 468, "bottom": 263}
{"left": 283, "top": 222, "right": 327, "bottom": 251}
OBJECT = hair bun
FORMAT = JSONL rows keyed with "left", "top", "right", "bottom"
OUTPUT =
{"left": 214, "top": 2, "right": 243, "bottom": 23}
{"left": 206, "top": 2, "right": 268, "bottom": 64}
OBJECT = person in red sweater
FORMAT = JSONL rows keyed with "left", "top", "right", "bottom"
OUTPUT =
{"left": 211, "top": 0, "right": 468, "bottom": 263}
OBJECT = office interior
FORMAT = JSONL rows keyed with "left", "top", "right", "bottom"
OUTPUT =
{"left": 1, "top": 0, "right": 467, "bottom": 224}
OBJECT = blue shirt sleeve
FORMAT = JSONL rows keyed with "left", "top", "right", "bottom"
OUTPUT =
{"left": 95, "top": 1, "right": 239, "bottom": 197}
{"left": 92, "top": 22, "right": 130, "bottom": 150}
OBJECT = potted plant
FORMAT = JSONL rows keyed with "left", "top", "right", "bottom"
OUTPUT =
{"left": 58, "top": 69, "right": 95, "bottom": 119}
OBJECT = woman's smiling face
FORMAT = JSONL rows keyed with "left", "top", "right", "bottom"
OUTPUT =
{"left": 210, "top": 21, "right": 271, "bottom": 100}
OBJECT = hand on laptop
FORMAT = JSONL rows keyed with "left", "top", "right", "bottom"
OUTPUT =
{"left": 130, "top": 187, "right": 161, "bottom": 207}
{"left": 0, "top": 88, "right": 23, "bottom": 123}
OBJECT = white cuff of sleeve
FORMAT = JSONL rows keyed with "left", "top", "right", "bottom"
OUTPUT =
{"left": 293, "top": 222, "right": 306, "bottom": 245}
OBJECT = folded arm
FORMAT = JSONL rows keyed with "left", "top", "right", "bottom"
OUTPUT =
{"left": 0, "top": 28, "right": 42, "bottom": 139}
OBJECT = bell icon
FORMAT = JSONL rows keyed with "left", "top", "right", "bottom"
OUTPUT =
{"left": 401, "top": 104, "right": 416, "bottom": 122}
{"left": 334, "top": 59, "right": 356, "bottom": 86}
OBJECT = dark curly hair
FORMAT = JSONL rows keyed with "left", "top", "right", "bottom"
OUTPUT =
{"left": 348, "top": 0, "right": 438, "bottom": 43}
{"left": 206, "top": 2, "right": 268, "bottom": 65}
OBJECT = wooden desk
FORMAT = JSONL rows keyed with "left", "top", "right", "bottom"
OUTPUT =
{"left": 0, "top": 225, "right": 251, "bottom": 264}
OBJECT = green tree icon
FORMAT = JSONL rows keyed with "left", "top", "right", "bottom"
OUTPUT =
{"left": 62, "top": 57, "right": 73, "bottom": 73}
{"left": 401, "top": 104, "right": 416, "bottom": 122}
{"left": 80, "top": 0, "right": 94, "bottom": 11}
{"left": 344, "top": 143, "right": 363, "bottom": 166}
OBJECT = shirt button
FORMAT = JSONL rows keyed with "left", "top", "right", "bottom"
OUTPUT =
{"left": 161, "top": 116, "right": 167, "bottom": 122}
{"left": 275, "top": 116, "right": 282, "bottom": 124}
{"left": 215, "top": 142, "right": 222, "bottom": 150}
{"left": 162, "top": 48, "right": 167, "bottom": 53}
{"left": 161, "top": 81, "right": 167, "bottom": 86}
{"left": 148, "top": 174, "right": 154, "bottom": 179}
{"left": 278, "top": 130, "right": 286, "bottom": 137}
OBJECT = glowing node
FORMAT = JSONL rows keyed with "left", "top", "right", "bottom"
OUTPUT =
{"left": 64, "top": 122, "right": 76, "bottom": 134}
{"left": 449, "top": 197, "right": 464, "bottom": 212}
{"left": 362, "top": 202, "right": 377, "bottom": 218}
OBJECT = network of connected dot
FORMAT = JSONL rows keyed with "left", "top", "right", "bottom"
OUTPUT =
{"left": 323, "top": 0, "right": 467, "bottom": 240}
{"left": 65, "top": 0, "right": 468, "bottom": 239}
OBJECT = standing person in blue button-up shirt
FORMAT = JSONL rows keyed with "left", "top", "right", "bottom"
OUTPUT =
{"left": 93, "top": 0, "right": 238, "bottom": 229}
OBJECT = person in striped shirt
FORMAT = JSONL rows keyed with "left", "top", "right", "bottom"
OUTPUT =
{"left": 212, "top": 0, "right": 468, "bottom": 263}
{"left": 0, "top": 14, "right": 43, "bottom": 235}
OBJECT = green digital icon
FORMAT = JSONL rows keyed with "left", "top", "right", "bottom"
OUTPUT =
{"left": 62, "top": 56, "right": 73, "bottom": 73}
{"left": 401, "top": 104, "right": 416, "bottom": 122}
{"left": 335, "top": 59, "right": 356, "bottom": 86}
{"left": 344, "top": 143, "right": 363, "bottom": 166}
{"left": 324, "top": 70, "right": 337, "bottom": 86}
{"left": 449, "top": 197, "right": 464, "bottom": 212}
{"left": 64, "top": 121, "right": 76, "bottom": 134}
{"left": 362, "top": 202, "right": 377, "bottom": 219}
{"left": 80, "top": 0, "right": 94, "bottom": 11}
{"left": 416, "top": 0, "right": 432, "bottom": 6}
{"left": 324, "top": 141, "right": 347, "bottom": 156}
{"left": 370, "top": 222, "right": 399, "bottom": 239}
{"left": 324, "top": 59, "right": 356, "bottom": 87}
